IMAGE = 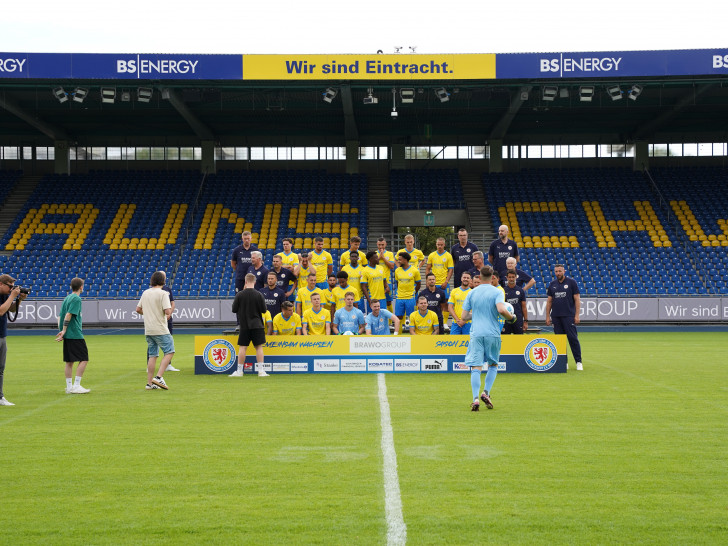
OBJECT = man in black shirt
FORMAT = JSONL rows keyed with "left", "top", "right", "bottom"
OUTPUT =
{"left": 417, "top": 273, "right": 448, "bottom": 335}
{"left": 489, "top": 225, "right": 519, "bottom": 286}
{"left": 545, "top": 264, "right": 583, "bottom": 370}
{"left": 230, "top": 273, "right": 269, "bottom": 377}
{"left": 259, "top": 272, "right": 286, "bottom": 318}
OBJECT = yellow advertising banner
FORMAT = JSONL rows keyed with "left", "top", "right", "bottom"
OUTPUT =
{"left": 242, "top": 54, "right": 496, "bottom": 80}
{"left": 194, "top": 335, "right": 568, "bottom": 374}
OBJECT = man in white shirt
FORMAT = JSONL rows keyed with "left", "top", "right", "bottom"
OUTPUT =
{"left": 136, "top": 271, "right": 174, "bottom": 390}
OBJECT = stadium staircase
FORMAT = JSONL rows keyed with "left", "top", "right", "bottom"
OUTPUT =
{"left": 367, "top": 174, "right": 392, "bottom": 239}
{"left": 460, "top": 172, "right": 494, "bottom": 239}
{"left": 0, "top": 174, "right": 41, "bottom": 255}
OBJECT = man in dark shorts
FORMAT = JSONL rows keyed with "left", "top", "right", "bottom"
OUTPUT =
{"left": 230, "top": 273, "right": 269, "bottom": 377}
{"left": 56, "top": 277, "right": 91, "bottom": 394}
{"left": 0, "top": 273, "right": 28, "bottom": 406}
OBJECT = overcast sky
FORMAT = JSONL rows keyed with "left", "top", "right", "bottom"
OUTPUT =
{"left": 1, "top": 0, "right": 724, "bottom": 55}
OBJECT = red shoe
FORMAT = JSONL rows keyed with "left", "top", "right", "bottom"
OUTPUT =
{"left": 470, "top": 401, "right": 480, "bottom": 412}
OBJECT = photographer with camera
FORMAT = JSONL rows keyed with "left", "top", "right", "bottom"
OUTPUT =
{"left": 0, "top": 274, "right": 28, "bottom": 406}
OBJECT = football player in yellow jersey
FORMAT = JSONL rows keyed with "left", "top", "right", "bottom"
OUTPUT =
{"left": 448, "top": 272, "right": 472, "bottom": 335}
{"left": 360, "top": 250, "right": 389, "bottom": 312}
{"left": 302, "top": 293, "right": 331, "bottom": 335}
{"left": 377, "top": 237, "right": 396, "bottom": 312}
{"left": 332, "top": 271, "right": 353, "bottom": 311}
{"left": 311, "top": 237, "right": 333, "bottom": 289}
{"left": 409, "top": 296, "right": 440, "bottom": 335}
{"left": 394, "top": 252, "right": 422, "bottom": 332}
{"left": 339, "top": 236, "right": 367, "bottom": 268}
{"left": 296, "top": 272, "right": 323, "bottom": 316}
{"left": 396, "top": 233, "right": 425, "bottom": 271}
{"left": 272, "top": 301, "right": 302, "bottom": 335}
{"left": 426, "top": 237, "right": 455, "bottom": 328}
{"left": 323, "top": 273, "right": 337, "bottom": 320}
{"left": 263, "top": 310, "right": 273, "bottom": 335}
{"left": 295, "top": 252, "right": 317, "bottom": 292}
{"left": 491, "top": 271, "right": 506, "bottom": 331}
{"left": 341, "top": 251, "right": 365, "bottom": 310}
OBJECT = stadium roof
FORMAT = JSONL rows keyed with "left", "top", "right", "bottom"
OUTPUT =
{"left": 1, "top": 50, "right": 727, "bottom": 147}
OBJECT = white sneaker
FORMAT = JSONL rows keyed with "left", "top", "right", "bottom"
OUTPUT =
{"left": 0, "top": 397, "right": 15, "bottom": 406}
{"left": 576, "top": 362, "right": 583, "bottom": 371}
{"left": 229, "top": 370, "right": 244, "bottom": 377}
{"left": 258, "top": 370, "right": 270, "bottom": 377}
{"left": 65, "top": 386, "right": 74, "bottom": 394}
{"left": 151, "top": 376, "right": 169, "bottom": 390}
{"left": 71, "top": 385, "right": 90, "bottom": 394}
{"left": 167, "top": 365, "right": 180, "bottom": 372}
{"left": 146, "top": 383, "right": 161, "bottom": 390}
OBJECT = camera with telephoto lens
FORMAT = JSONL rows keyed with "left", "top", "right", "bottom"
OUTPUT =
{"left": 18, "top": 286, "right": 30, "bottom": 295}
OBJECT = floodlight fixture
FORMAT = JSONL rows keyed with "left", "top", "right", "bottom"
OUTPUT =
{"left": 520, "top": 91, "right": 529, "bottom": 101}
{"left": 435, "top": 87, "right": 450, "bottom": 103}
{"left": 137, "top": 87, "right": 154, "bottom": 103}
{"left": 400, "top": 88, "right": 415, "bottom": 103}
{"left": 559, "top": 87, "right": 570, "bottom": 99}
{"left": 101, "top": 87, "right": 116, "bottom": 103}
{"left": 322, "top": 87, "right": 337, "bottom": 103}
{"left": 628, "top": 84, "right": 643, "bottom": 101}
{"left": 606, "top": 85, "right": 623, "bottom": 101}
{"left": 121, "top": 91, "right": 131, "bottom": 102}
{"left": 52, "top": 87, "right": 68, "bottom": 103}
{"left": 578, "top": 85, "right": 595, "bottom": 102}
{"left": 363, "top": 87, "right": 378, "bottom": 104}
{"left": 72, "top": 87, "right": 88, "bottom": 103}
{"left": 542, "top": 86, "right": 559, "bottom": 101}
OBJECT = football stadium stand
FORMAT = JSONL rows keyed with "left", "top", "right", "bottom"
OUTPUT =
{"left": 390, "top": 169, "right": 464, "bottom": 210}
{"left": 0, "top": 169, "right": 368, "bottom": 298}
{"left": 483, "top": 167, "right": 724, "bottom": 296}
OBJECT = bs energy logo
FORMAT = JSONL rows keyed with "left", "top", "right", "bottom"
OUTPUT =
{"left": 524, "top": 338, "right": 558, "bottom": 371}
{"left": 202, "top": 339, "right": 236, "bottom": 373}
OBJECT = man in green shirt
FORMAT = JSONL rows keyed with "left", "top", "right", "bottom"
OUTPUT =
{"left": 56, "top": 277, "right": 90, "bottom": 394}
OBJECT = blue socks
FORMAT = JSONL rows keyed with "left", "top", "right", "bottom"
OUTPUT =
{"left": 484, "top": 365, "right": 498, "bottom": 395}
{"left": 470, "top": 368, "right": 481, "bottom": 401}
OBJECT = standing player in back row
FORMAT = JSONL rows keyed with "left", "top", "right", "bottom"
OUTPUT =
{"left": 376, "top": 237, "right": 396, "bottom": 312}
{"left": 396, "top": 234, "right": 425, "bottom": 271}
{"left": 545, "top": 264, "right": 583, "bottom": 371}
{"left": 310, "top": 237, "right": 334, "bottom": 290}
{"left": 451, "top": 228, "right": 478, "bottom": 289}
{"left": 231, "top": 231, "right": 259, "bottom": 292}
{"left": 489, "top": 224, "right": 519, "bottom": 286}
{"left": 461, "top": 266, "right": 516, "bottom": 411}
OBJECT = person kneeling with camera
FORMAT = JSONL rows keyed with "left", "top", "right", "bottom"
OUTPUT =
{"left": 0, "top": 274, "right": 28, "bottom": 406}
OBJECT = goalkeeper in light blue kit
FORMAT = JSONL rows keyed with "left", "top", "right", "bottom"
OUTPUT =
{"left": 461, "top": 266, "right": 516, "bottom": 411}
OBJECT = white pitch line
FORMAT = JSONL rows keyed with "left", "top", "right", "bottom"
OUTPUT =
{"left": 378, "top": 373, "right": 407, "bottom": 545}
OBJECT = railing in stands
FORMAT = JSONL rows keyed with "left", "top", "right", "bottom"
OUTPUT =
{"left": 171, "top": 170, "right": 207, "bottom": 285}
{"left": 644, "top": 168, "right": 711, "bottom": 292}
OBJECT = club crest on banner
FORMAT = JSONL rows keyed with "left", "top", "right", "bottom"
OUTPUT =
{"left": 524, "top": 338, "right": 558, "bottom": 371}
{"left": 202, "top": 339, "right": 237, "bottom": 373}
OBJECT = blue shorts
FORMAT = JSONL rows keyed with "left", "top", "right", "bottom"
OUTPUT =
{"left": 450, "top": 322, "right": 471, "bottom": 335}
{"left": 464, "top": 335, "right": 501, "bottom": 367}
{"left": 394, "top": 297, "right": 416, "bottom": 317}
{"left": 146, "top": 334, "right": 175, "bottom": 357}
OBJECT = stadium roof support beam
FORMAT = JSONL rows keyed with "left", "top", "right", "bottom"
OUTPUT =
{"left": 0, "top": 94, "right": 68, "bottom": 141}
{"left": 489, "top": 85, "right": 532, "bottom": 140}
{"left": 340, "top": 84, "right": 358, "bottom": 141}
{"left": 160, "top": 87, "right": 215, "bottom": 141}
{"left": 631, "top": 83, "right": 715, "bottom": 140}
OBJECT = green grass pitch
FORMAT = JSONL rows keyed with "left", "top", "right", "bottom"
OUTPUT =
{"left": 0, "top": 331, "right": 726, "bottom": 544}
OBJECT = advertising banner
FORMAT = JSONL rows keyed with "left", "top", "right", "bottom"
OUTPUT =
{"left": 495, "top": 48, "right": 728, "bottom": 79}
{"left": 193, "top": 334, "right": 568, "bottom": 374}
{"left": 0, "top": 53, "right": 243, "bottom": 80}
{"left": 242, "top": 54, "right": 496, "bottom": 80}
{"left": 7, "top": 297, "right": 727, "bottom": 326}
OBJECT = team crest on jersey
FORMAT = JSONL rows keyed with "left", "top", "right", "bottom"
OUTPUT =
{"left": 524, "top": 338, "right": 558, "bottom": 371}
{"left": 203, "top": 339, "right": 237, "bottom": 372}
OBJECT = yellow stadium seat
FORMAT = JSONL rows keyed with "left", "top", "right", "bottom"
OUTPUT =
{"left": 533, "top": 241, "right": 542, "bottom": 248}
{"left": 333, "top": 204, "right": 341, "bottom": 213}
{"left": 524, "top": 241, "right": 533, "bottom": 248}
{"left": 570, "top": 241, "right": 579, "bottom": 248}
{"left": 607, "top": 241, "right": 617, "bottom": 248}
{"left": 342, "top": 204, "right": 350, "bottom": 213}
{"left": 294, "top": 238, "right": 303, "bottom": 247}
{"left": 351, "top": 208, "right": 358, "bottom": 214}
